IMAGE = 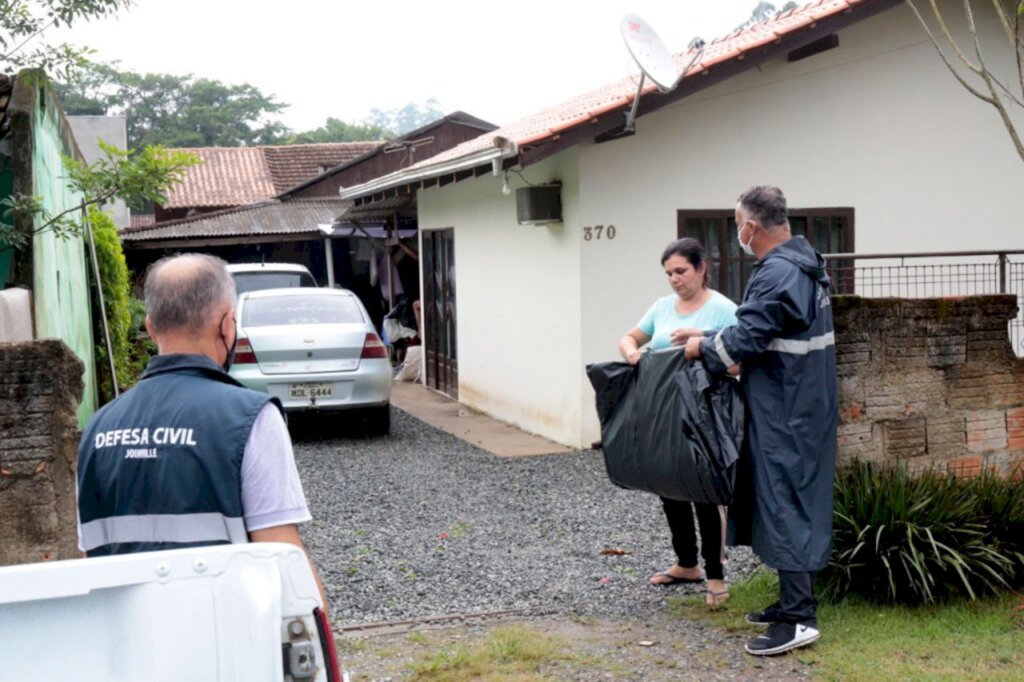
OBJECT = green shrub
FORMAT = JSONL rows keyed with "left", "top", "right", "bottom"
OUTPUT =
{"left": 126, "top": 295, "right": 157, "bottom": 380}
{"left": 823, "top": 462, "right": 1023, "bottom": 605}
{"left": 87, "top": 208, "right": 153, "bottom": 402}
{"left": 970, "top": 470, "right": 1024, "bottom": 584}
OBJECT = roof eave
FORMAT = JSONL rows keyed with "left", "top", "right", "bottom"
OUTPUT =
{"left": 338, "top": 0, "right": 899, "bottom": 189}
{"left": 276, "top": 112, "right": 498, "bottom": 199}
{"left": 338, "top": 142, "right": 517, "bottom": 201}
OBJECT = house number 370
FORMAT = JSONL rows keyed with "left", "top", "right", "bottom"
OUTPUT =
{"left": 583, "top": 225, "right": 617, "bottom": 241}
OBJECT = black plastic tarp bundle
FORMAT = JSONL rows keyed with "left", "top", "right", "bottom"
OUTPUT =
{"left": 383, "top": 295, "right": 419, "bottom": 342}
{"left": 587, "top": 349, "right": 746, "bottom": 506}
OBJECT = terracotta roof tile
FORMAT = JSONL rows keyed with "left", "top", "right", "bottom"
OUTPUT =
{"left": 130, "top": 214, "right": 155, "bottom": 228}
{"left": 163, "top": 142, "right": 383, "bottom": 208}
{"left": 263, "top": 142, "right": 382, "bottom": 192}
{"left": 164, "top": 146, "right": 274, "bottom": 208}
{"left": 402, "top": 0, "right": 866, "bottom": 172}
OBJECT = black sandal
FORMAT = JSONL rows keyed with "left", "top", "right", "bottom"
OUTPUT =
{"left": 706, "top": 587, "right": 731, "bottom": 607}
{"left": 649, "top": 570, "right": 705, "bottom": 586}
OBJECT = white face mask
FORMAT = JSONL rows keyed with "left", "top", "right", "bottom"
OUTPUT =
{"left": 737, "top": 221, "right": 755, "bottom": 256}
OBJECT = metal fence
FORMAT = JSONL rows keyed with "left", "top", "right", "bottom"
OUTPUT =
{"left": 822, "top": 250, "right": 1024, "bottom": 357}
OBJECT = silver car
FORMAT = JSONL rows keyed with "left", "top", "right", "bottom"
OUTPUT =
{"left": 226, "top": 263, "right": 318, "bottom": 297}
{"left": 230, "top": 288, "right": 391, "bottom": 435}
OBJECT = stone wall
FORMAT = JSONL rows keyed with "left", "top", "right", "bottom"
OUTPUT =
{"left": 0, "top": 339, "right": 83, "bottom": 566}
{"left": 834, "top": 295, "right": 1024, "bottom": 477}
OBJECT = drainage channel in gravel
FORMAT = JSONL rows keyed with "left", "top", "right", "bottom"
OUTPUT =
{"left": 290, "top": 407, "right": 764, "bottom": 629}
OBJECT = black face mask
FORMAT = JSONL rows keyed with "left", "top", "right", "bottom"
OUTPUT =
{"left": 220, "top": 311, "right": 238, "bottom": 372}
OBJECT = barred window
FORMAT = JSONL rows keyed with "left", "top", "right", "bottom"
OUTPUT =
{"left": 677, "top": 208, "right": 854, "bottom": 302}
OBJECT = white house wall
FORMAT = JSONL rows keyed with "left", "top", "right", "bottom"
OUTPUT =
{"left": 67, "top": 116, "right": 130, "bottom": 229}
{"left": 417, "top": 150, "right": 584, "bottom": 446}
{"left": 577, "top": 0, "right": 1024, "bottom": 446}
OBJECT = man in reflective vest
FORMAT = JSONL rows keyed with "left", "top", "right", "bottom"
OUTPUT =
{"left": 77, "top": 253, "right": 328, "bottom": 612}
{"left": 685, "top": 186, "right": 838, "bottom": 656}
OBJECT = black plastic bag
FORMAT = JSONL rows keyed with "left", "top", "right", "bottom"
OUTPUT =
{"left": 384, "top": 295, "right": 418, "bottom": 330}
{"left": 586, "top": 349, "right": 746, "bottom": 505}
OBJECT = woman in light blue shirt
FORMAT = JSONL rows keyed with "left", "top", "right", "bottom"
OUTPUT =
{"left": 618, "top": 238, "right": 738, "bottom": 606}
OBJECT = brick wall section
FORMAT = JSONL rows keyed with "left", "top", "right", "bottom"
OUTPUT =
{"left": 0, "top": 340, "right": 83, "bottom": 566}
{"left": 833, "top": 295, "right": 1024, "bottom": 477}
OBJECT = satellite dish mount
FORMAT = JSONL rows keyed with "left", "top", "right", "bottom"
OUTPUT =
{"left": 619, "top": 13, "right": 705, "bottom": 135}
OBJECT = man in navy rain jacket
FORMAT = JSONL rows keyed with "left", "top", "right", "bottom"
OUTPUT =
{"left": 685, "top": 186, "right": 838, "bottom": 656}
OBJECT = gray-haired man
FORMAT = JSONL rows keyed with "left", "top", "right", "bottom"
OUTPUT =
{"left": 685, "top": 186, "right": 838, "bottom": 655}
{"left": 76, "top": 253, "right": 328, "bottom": 613}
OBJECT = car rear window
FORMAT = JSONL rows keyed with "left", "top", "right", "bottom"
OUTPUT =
{"left": 232, "top": 272, "right": 317, "bottom": 296}
{"left": 242, "top": 295, "right": 365, "bottom": 326}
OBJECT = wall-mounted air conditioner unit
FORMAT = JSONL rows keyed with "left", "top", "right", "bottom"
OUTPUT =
{"left": 515, "top": 184, "right": 562, "bottom": 225}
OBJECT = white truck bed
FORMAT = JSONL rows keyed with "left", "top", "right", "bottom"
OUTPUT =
{"left": 0, "top": 543, "right": 340, "bottom": 681}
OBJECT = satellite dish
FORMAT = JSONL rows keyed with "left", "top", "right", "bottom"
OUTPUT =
{"left": 620, "top": 13, "right": 678, "bottom": 93}
{"left": 609, "top": 13, "right": 706, "bottom": 138}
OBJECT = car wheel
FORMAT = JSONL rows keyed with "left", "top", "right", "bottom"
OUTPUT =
{"left": 366, "top": 404, "right": 391, "bottom": 436}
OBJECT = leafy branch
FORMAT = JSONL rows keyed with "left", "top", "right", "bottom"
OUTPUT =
{"left": 1, "top": 1, "right": 133, "bottom": 82}
{"left": 0, "top": 140, "right": 199, "bottom": 251}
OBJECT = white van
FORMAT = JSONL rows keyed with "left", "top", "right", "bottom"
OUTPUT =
{"left": 0, "top": 543, "right": 345, "bottom": 681}
{"left": 227, "top": 263, "right": 318, "bottom": 297}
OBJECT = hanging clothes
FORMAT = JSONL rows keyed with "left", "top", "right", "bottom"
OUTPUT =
{"left": 378, "top": 251, "right": 404, "bottom": 302}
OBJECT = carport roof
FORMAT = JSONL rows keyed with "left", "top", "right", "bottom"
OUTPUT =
{"left": 120, "top": 197, "right": 348, "bottom": 248}
{"left": 334, "top": 195, "right": 415, "bottom": 223}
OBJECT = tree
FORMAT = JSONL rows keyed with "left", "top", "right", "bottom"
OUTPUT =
{"left": 736, "top": 2, "right": 776, "bottom": 31}
{"left": 751, "top": 1, "right": 778, "bottom": 23}
{"left": 59, "top": 63, "right": 291, "bottom": 148}
{"left": 285, "top": 117, "right": 388, "bottom": 144}
{"left": 734, "top": 1, "right": 800, "bottom": 31}
{"left": 0, "top": 138, "right": 198, "bottom": 251}
{"left": 62, "top": 63, "right": 412, "bottom": 147}
{"left": 906, "top": 0, "right": 1024, "bottom": 164}
{"left": 366, "top": 99, "right": 446, "bottom": 136}
{"left": 2, "top": 3, "right": 200, "bottom": 255}
{"left": 0, "top": 0, "right": 131, "bottom": 82}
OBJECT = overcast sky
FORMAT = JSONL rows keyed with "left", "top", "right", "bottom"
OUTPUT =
{"left": 58, "top": 0, "right": 778, "bottom": 132}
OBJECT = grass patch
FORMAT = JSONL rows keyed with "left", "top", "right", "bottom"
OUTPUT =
{"left": 373, "top": 646, "right": 399, "bottom": 660}
{"left": 449, "top": 520, "right": 473, "bottom": 538}
{"left": 337, "top": 637, "right": 371, "bottom": 656}
{"left": 669, "top": 569, "right": 1024, "bottom": 680}
{"left": 407, "top": 625, "right": 574, "bottom": 680}
{"left": 406, "top": 631, "right": 429, "bottom": 646}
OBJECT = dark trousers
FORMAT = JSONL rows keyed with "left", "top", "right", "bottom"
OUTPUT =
{"left": 778, "top": 570, "right": 817, "bottom": 627}
{"left": 659, "top": 497, "right": 726, "bottom": 580}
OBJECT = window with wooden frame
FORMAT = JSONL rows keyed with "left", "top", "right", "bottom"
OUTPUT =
{"left": 676, "top": 208, "right": 854, "bottom": 302}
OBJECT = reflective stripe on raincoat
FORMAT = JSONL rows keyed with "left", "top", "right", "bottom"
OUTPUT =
{"left": 699, "top": 236, "right": 838, "bottom": 572}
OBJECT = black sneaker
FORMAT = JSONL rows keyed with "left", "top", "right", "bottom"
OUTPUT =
{"left": 744, "top": 622, "right": 819, "bottom": 656}
{"left": 745, "top": 603, "right": 781, "bottom": 627}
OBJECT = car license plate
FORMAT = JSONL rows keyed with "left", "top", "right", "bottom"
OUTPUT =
{"left": 289, "top": 383, "right": 334, "bottom": 400}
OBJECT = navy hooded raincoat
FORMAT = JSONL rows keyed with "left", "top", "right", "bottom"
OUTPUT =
{"left": 698, "top": 236, "right": 838, "bottom": 572}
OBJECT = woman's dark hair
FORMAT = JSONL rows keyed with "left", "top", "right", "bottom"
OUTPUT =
{"left": 660, "top": 238, "right": 709, "bottom": 287}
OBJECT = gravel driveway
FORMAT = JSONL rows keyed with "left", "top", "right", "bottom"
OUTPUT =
{"left": 293, "top": 408, "right": 764, "bottom": 627}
